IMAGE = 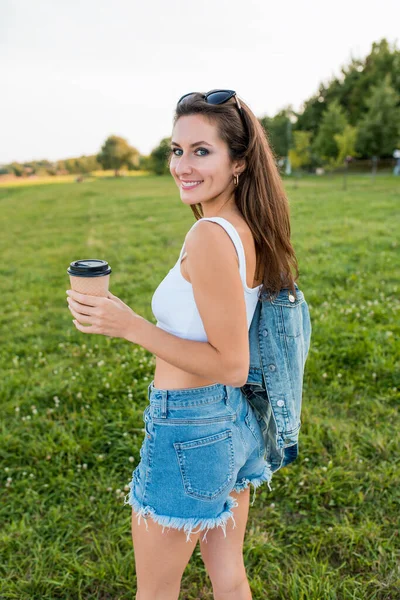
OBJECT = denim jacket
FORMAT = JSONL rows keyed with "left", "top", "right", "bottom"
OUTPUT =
{"left": 240, "top": 283, "right": 312, "bottom": 474}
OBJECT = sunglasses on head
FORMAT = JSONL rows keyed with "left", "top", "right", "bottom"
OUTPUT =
{"left": 177, "top": 89, "right": 247, "bottom": 134}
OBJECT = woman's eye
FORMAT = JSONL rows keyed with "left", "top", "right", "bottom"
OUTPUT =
{"left": 170, "top": 148, "right": 209, "bottom": 157}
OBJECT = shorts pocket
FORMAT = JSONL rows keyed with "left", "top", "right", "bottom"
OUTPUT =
{"left": 174, "top": 429, "right": 235, "bottom": 501}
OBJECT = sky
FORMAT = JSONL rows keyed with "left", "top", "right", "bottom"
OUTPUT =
{"left": 1, "top": 0, "right": 399, "bottom": 165}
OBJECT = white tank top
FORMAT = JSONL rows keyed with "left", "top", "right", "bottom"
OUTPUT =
{"left": 151, "top": 216, "right": 262, "bottom": 342}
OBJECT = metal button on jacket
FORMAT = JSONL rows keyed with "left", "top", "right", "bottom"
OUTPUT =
{"left": 277, "top": 400, "right": 285, "bottom": 407}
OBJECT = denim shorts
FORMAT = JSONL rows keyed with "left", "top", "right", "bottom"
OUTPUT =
{"left": 124, "top": 380, "right": 273, "bottom": 543}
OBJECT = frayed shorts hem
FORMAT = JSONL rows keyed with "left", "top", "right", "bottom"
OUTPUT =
{"left": 232, "top": 462, "right": 273, "bottom": 505}
{"left": 123, "top": 487, "right": 240, "bottom": 543}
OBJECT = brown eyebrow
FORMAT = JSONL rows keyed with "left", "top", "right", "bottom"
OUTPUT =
{"left": 171, "top": 141, "right": 213, "bottom": 148}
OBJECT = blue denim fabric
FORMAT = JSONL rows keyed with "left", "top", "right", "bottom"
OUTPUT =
{"left": 240, "top": 283, "right": 312, "bottom": 474}
{"left": 124, "top": 381, "right": 272, "bottom": 542}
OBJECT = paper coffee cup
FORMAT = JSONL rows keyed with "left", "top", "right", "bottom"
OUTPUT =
{"left": 67, "top": 259, "right": 112, "bottom": 297}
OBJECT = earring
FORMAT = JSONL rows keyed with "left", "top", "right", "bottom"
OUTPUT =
{"left": 233, "top": 173, "right": 239, "bottom": 187}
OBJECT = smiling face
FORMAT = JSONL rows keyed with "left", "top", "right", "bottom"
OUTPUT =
{"left": 169, "top": 114, "right": 244, "bottom": 216}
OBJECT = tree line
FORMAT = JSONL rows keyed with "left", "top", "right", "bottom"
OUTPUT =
{"left": 2, "top": 38, "right": 399, "bottom": 179}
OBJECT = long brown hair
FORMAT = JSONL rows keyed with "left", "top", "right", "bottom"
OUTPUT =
{"left": 168, "top": 92, "right": 299, "bottom": 299}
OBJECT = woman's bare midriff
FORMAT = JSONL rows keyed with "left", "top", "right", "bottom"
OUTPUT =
{"left": 153, "top": 215, "right": 263, "bottom": 391}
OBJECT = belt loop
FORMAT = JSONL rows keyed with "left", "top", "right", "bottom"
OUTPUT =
{"left": 161, "top": 389, "right": 167, "bottom": 418}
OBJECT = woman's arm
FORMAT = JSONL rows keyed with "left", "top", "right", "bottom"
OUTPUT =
{"left": 124, "top": 315, "right": 244, "bottom": 387}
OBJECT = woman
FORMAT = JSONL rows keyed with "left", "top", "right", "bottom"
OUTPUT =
{"left": 66, "top": 90, "right": 300, "bottom": 600}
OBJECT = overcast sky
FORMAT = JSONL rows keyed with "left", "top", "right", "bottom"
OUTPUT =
{"left": 1, "top": 0, "right": 399, "bottom": 164}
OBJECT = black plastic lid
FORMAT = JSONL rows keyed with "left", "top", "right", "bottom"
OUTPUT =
{"left": 67, "top": 259, "right": 112, "bottom": 278}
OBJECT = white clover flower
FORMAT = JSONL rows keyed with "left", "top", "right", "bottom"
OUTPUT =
{"left": 97, "top": 360, "right": 105, "bottom": 367}
{"left": 15, "top": 407, "right": 20, "bottom": 412}
{"left": 107, "top": 487, "right": 112, "bottom": 492}
{"left": 322, "top": 373, "right": 327, "bottom": 378}
{"left": 129, "top": 456, "right": 135, "bottom": 463}
{"left": 82, "top": 464, "right": 87, "bottom": 470}
{"left": 124, "top": 485, "right": 130, "bottom": 491}
{"left": 76, "top": 392, "right": 82, "bottom": 399}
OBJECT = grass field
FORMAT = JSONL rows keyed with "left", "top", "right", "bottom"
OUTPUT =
{"left": 1, "top": 174, "right": 399, "bottom": 599}
{"left": 0, "top": 170, "right": 150, "bottom": 188}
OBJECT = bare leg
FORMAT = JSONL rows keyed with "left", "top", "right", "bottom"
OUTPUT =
{"left": 199, "top": 488, "right": 252, "bottom": 600}
{"left": 131, "top": 508, "right": 202, "bottom": 600}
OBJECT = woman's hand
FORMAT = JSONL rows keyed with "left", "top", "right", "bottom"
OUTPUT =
{"left": 66, "top": 288, "right": 139, "bottom": 339}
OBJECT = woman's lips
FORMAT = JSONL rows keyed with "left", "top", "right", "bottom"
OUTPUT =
{"left": 180, "top": 180, "right": 203, "bottom": 190}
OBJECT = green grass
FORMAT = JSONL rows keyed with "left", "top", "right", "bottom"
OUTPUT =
{"left": 1, "top": 174, "right": 399, "bottom": 599}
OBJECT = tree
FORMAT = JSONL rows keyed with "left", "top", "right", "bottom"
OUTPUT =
{"left": 288, "top": 131, "right": 312, "bottom": 170}
{"left": 259, "top": 107, "right": 294, "bottom": 159}
{"left": 333, "top": 125, "right": 359, "bottom": 167}
{"left": 149, "top": 137, "right": 172, "bottom": 175}
{"left": 355, "top": 74, "right": 400, "bottom": 159}
{"left": 334, "top": 125, "right": 359, "bottom": 188}
{"left": 313, "top": 100, "right": 348, "bottom": 163}
{"left": 96, "top": 135, "right": 136, "bottom": 177}
{"left": 296, "top": 38, "right": 400, "bottom": 144}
